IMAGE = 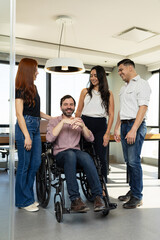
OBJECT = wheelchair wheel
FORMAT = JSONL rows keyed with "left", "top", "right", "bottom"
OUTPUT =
{"left": 36, "top": 153, "right": 51, "bottom": 208}
{"left": 55, "top": 201, "right": 63, "bottom": 223}
{"left": 101, "top": 176, "right": 112, "bottom": 216}
{"left": 102, "top": 208, "right": 109, "bottom": 216}
{"left": 79, "top": 171, "right": 93, "bottom": 202}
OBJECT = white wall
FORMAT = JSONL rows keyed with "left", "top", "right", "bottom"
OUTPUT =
{"left": 108, "top": 64, "right": 152, "bottom": 163}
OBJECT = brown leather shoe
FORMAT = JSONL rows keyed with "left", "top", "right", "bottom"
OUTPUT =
{"left": 94, "top": 196, "right": 105, "bottom": 212}
{"left": 71, "top": 197, "right": 90, "bottom": 212}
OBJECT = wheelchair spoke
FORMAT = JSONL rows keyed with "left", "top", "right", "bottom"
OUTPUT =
{"left": 36, "top": 153, "right": 51, "bottom": 208}
{"left": 80, "top": 172, "right": 93, "bottom": 202}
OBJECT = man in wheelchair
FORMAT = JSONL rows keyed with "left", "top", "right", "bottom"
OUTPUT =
{"left": 46, "top": 95, "right": 105, "bottom": 213}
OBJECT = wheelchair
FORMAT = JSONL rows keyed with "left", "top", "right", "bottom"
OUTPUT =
{"left": 36, "top": 139, "right": 117, "bottom": 222}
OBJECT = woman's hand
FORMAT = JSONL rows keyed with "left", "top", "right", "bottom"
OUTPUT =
{"left": 103, "top": 133, "right": 110, "bottom": 146}
{"left": 24, "top": 135, "right": 32, "bottom": 151}
{"left": 114, "top": 129, "right": 121, "bottom": 143}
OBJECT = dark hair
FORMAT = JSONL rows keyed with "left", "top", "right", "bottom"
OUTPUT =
{"left": 88, "top": 65, "right": 110, "bottom": 114}
{"left": 117, "top": 59, "right": 135, "bottom": 68}
{"left": 60, "top": 95, "right": 76, "bottom": 106}
{"left": 15, "top": 58, "right": 38, "bottom": 107}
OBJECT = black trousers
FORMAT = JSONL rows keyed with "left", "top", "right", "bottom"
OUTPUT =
{"left": 81, "top": 115, "right": 108, "bottom": 182}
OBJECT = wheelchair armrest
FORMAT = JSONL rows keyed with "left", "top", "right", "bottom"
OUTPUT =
{"left": 80, "top": 137, "right": 102, "bottom": 171}
{"left": 80, "top": 137, "right": 96, "bottom": 154}
{"left": 44, "top": 142, "right": 52, "bottom": 149}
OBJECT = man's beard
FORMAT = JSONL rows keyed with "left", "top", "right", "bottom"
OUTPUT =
{"left": 62, "top": 108, "right": 74, "bottom": 117}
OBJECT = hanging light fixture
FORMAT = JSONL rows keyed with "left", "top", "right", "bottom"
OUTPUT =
{"left": 45, "top": 16, "right": 85, "bottom": 74}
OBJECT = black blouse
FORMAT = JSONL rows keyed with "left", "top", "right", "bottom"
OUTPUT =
{"left": 15, "top": 87, "right": 40, "bottom": 117}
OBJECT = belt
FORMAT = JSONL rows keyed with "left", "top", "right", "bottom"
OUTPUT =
{"left": 121, "top": 119, "right": 135, "bottom": 124}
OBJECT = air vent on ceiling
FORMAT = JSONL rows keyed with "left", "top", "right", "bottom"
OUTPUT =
{"left": 114, "top": 27, "right": 158, "bottom": 42}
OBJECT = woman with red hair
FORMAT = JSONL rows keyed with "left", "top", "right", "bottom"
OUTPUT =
{"left": 15, "top": 58, "right": 51, "bottom": 212}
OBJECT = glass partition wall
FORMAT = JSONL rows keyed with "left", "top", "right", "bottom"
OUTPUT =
{"left": 142, "top": 72, "right": 160, "bottom": 165}
{"left": 9, "top": 0, "right": 16, "bottom": 240}
{"left": 0, "top": 0, "right": 16, "bottom": 239}
{"left": 0, "top": 1, "right": 160, "bottom": 239}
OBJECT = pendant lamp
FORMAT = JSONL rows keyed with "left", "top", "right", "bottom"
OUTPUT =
{"left": 45, "top": 16, "right": 85, "bottom": 74}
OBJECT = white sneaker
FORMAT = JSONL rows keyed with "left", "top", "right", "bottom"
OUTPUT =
{"left": 34, "top": 201, "right": 39, "bottom": 207}
{"left": 22, "top": 204, "right": 39, "bottom": 212}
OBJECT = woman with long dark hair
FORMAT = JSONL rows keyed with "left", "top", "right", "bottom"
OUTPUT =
{"left": 76, "top": 65, "right": 114, "bottom": 182}
{"left": 15, "top": 58, "right": 52, "bottom": 212}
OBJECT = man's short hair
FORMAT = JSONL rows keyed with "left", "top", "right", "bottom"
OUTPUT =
{"left": 117, "top": 59, "right": 135, "bottom": 68}
{"left": 60, "top": 95, "right": 76, "bottom": 106}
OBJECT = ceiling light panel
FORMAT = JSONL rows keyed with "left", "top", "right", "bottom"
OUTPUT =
{"left": 114, "top": 27, "right": 158, "bottom": 42}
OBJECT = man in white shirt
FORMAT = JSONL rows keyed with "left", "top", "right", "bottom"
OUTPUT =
{"left": 114, "top": 59, "right": 151, "bottom": 209}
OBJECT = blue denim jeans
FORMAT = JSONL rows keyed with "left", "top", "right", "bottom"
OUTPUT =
{"left": 56, "top": 149, "right": 102, "bottom": 201}
{"left": 121, "top": 121, "right": 147, "bottom": 200}
{"left": 15, "top": 115, "right": 41, "bottom": 207}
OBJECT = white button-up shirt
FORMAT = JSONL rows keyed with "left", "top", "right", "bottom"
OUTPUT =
{"left": 119, "top": 75, "right": 151, "bottom": 120}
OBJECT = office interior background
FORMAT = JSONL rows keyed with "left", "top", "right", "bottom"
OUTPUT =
{"left": 0, "top": 0, "right": 160, "bottom": 239}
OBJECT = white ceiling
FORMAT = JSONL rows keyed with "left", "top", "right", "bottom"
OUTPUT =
{"left": 0, "top": 0, "right": 160, "bottom": 71}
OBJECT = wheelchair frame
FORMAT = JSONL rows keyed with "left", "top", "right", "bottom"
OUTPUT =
{"left": 36, "top": 140, "right": 117, "bottom": 222}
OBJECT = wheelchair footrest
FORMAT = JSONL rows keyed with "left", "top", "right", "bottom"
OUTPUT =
{"left": 62, "top": 208, "right": 70, "bottom": 214}
{"left": 108, "top": 202, "right": 117, "bottom": 210}
{"left": 68, "top": 208, "right": 88, "bottom": 214}
{"left": 70, "top": 210, "right": 88, "bottom": 214}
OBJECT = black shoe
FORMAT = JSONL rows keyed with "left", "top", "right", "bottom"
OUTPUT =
{"left": 123, "top": 196, "right": 143, "bottom": 209}
{"left": 118, "top": 190, "right": 132, "bottom": 202}
{"left": 94, "top": 196, "right": 106, "bottom": 212}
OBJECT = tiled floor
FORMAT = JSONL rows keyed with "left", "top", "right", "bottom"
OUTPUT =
{"left": 0, "top": 163, "right": 160, "bottom": 240}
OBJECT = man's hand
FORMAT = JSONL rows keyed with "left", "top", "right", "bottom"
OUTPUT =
{"left": 125, "top": 129, "right": 137, "bottom": 144}
{"left": 62, "top": 117, "right": 84, "bottom": 129}
{"left": 70, "top": 117, "right": 84, "bottom": 129}
{"left": 62, "top": 117, "right": 74, "bottom": 125}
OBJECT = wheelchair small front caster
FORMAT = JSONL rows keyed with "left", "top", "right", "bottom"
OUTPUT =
{"left": 55, "top": 201, "right": 63, "bottom": 223}
{"left": 102, "top": 209, "right": 109, "bottom": 216}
